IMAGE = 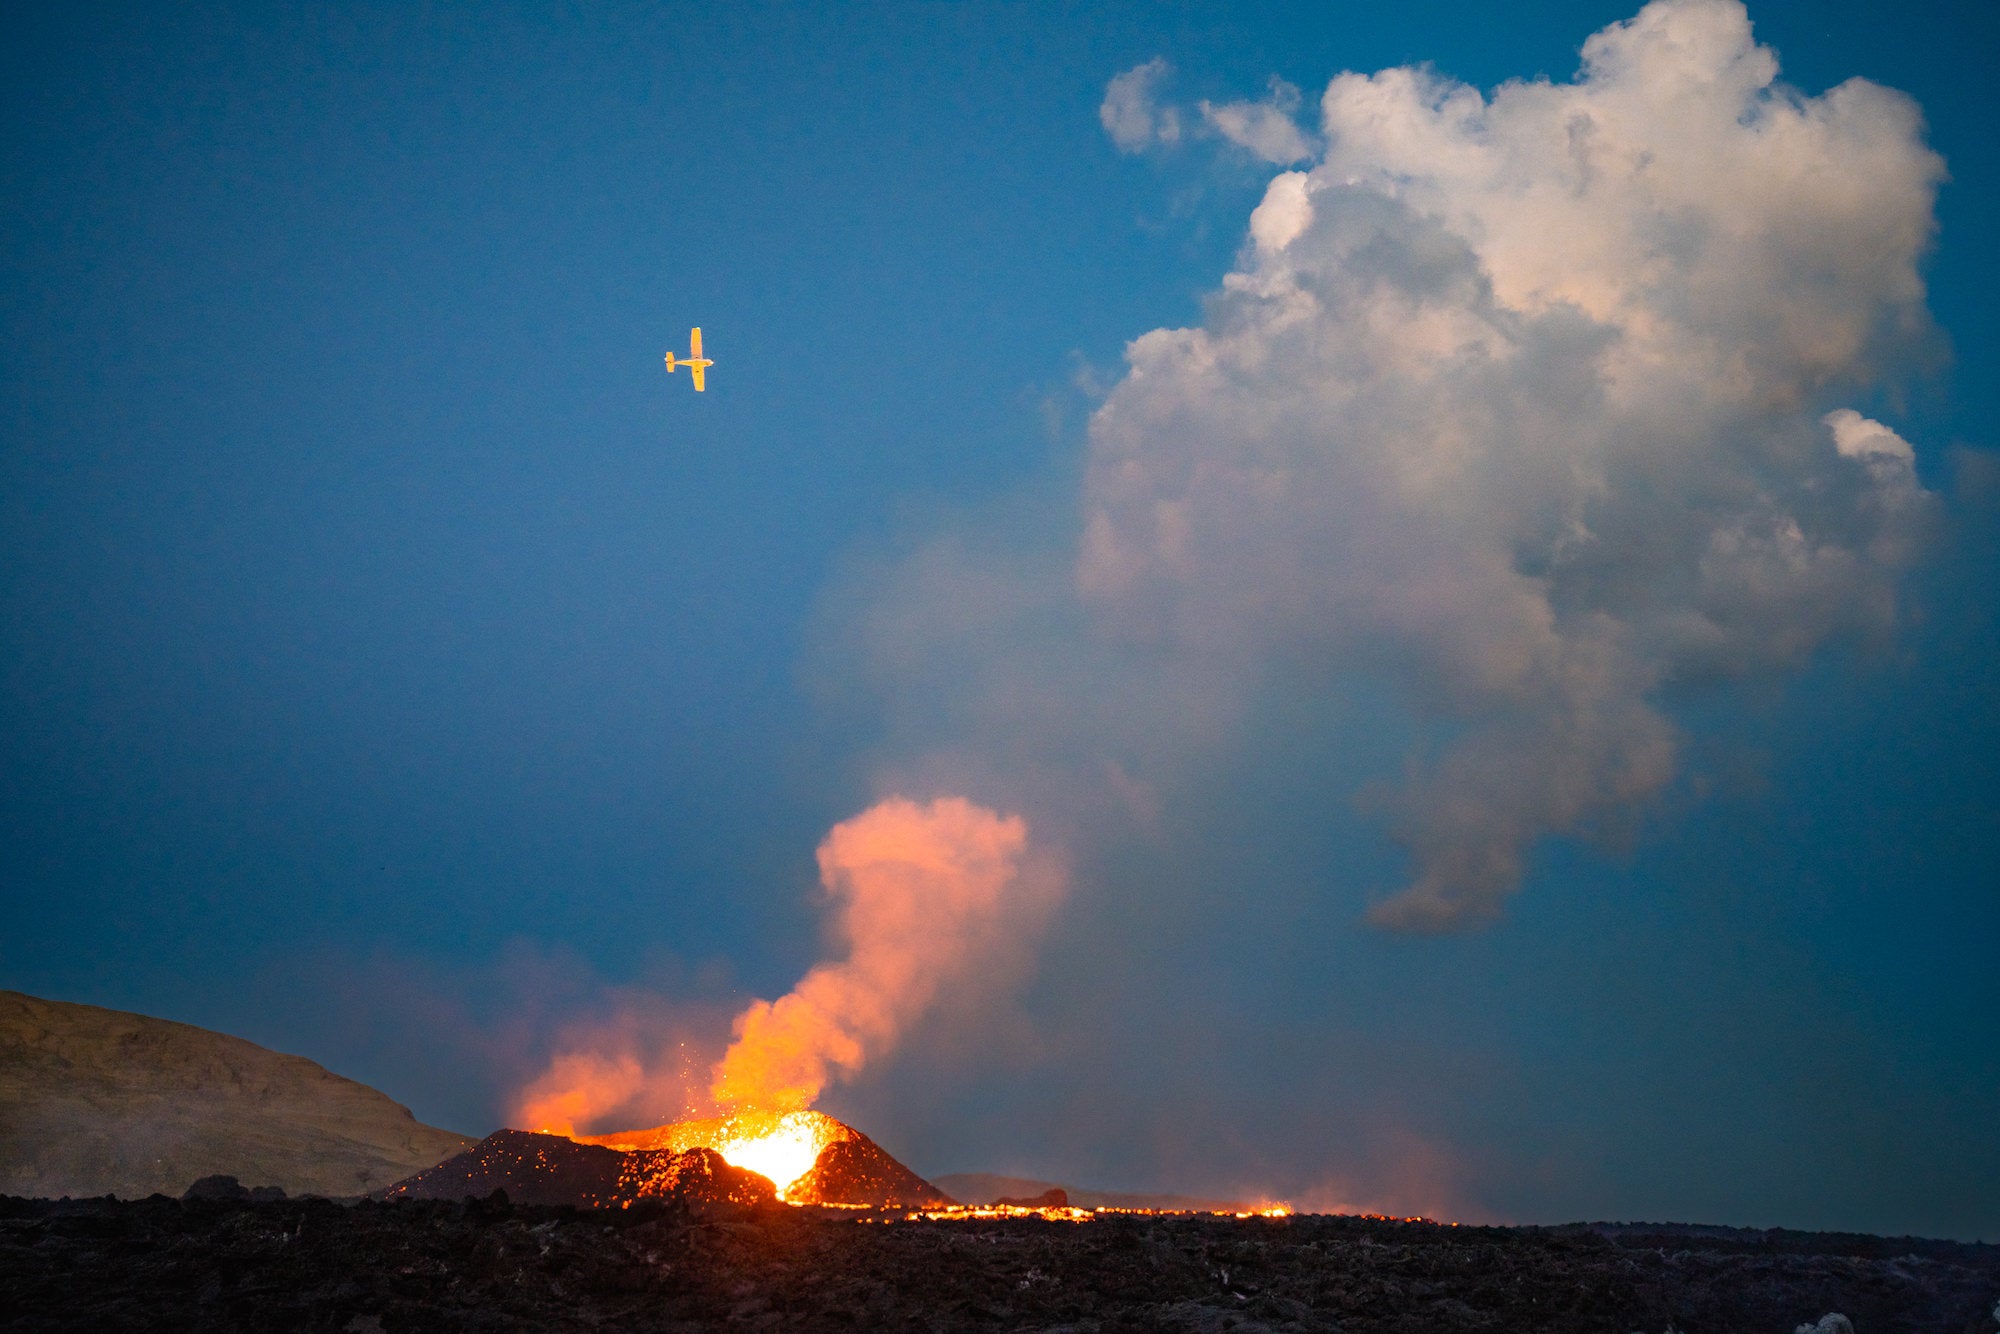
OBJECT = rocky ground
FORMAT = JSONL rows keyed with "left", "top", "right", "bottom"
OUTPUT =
{"left": 4, "top": 1193, "right": 1995, "bottom": 1333}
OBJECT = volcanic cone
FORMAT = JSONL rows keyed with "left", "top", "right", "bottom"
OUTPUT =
{"left": 382, "top": 1129, "right": 776, "bottom": 1209}
{"left": 581, "top": 1110, "right": 955, "bottom": 1207}
{"left": 788, "top": 1136, "right": 957, "bottom": 1208}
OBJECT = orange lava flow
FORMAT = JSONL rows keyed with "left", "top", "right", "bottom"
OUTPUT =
{"left": 894, "top": 1203, "right": 1296, "bottom": 1224}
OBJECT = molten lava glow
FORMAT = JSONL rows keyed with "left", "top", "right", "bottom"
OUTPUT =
{"left": 712, "top": 1116, "right": 824, "bottom": 1194}
{"left": 580, "top": 1109, "right": 850, "bottom": 1199}
{"left": 900, "top": 1203, "right": 1296, "bottom": 1223}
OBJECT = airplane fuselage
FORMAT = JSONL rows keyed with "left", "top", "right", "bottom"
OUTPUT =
{"left": 665, "top": 327, "right": 712, "bottom": 391}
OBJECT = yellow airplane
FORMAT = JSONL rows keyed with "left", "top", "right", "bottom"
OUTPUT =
{"left": 664, "top": 327, "right": 713, "bottom": 392}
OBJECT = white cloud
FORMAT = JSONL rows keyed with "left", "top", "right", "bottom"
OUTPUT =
{"left": 1249, "top": 172, "right": 1315, "bottom": 253}
{"left": 1826, "top": 408, "right": 1915, "bottom": 465}
{"left": 1202, "top": 78, "right": 1316, "bottom": 164}
{"left": 1076, "top": 0, "right": 1942, "bottom": 928}
{"left": 1101, "top": 57, "right": 1181, "bottom": 153}
{"left": 846, "top": 0, "right": 1942, "bottom": 936}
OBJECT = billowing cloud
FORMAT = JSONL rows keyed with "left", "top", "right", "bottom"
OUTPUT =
{"left": 1101, "top": 57, "right": 1180, "bottom": 153}
{"left": 862, "top": 0, "right": 1942, "bottom": 939}
{"left": 1077, "top": 0, "right": 1941, "bottom": 927}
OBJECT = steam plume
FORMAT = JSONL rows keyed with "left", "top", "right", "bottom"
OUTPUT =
{"left": 1080, "top": 0, "right": 1941, "bottom": 927}
{"left": 843, "top": 0, "right": 1943, "bottom": 932}
{"left": 712, "top": 796, "right": 1057, "bottom": 1111}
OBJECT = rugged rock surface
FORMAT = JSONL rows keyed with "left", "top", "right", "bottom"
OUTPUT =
{"left": 182, "top": 1174, "right": 286, "bottom": 1203}
{"left": 0, "top": 990, "right": 473, "bottom": 1200}
{"left": 3, "top": 1194, "right": 1993, "bottom": 1332}
{"left": 381, "top": 1130, "right": 776, "bottom": 1210}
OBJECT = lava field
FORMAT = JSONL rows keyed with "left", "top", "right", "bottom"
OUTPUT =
{"left": 4, "top": 1192, "right": 1996, "bottom": 1332}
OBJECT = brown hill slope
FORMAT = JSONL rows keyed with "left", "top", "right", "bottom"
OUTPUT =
{"left": 0, "top": 990, "right": 473, "bottom": 1199}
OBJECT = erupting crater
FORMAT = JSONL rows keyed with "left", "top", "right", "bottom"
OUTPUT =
{"left": 580, "top": 1110, "right": 954, "bottom": 1208}
{"left": 578, "top": 1110, "right": 845, "bottom": 1199}
{"left": 385, "top": 1111, "right": 957, "bottom": 1210}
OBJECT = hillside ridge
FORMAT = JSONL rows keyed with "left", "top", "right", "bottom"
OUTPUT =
{"left": 0, "top": 989, "right": 472, "bottom": 1199}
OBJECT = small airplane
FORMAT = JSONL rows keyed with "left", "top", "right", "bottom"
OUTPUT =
{"left": 664, "top": 327, "right": 713, "bottom": 392}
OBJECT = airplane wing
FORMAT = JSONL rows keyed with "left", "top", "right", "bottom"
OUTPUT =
{"left": 689, "top": 327, "right": 702, "bottom": 359}
{"left": 690, "top": 363, "right": 705, "bottom": 392}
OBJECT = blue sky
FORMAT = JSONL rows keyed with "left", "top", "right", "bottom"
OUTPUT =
{"left": 3, "top": 0, "right": 1994, "bottom": 1237}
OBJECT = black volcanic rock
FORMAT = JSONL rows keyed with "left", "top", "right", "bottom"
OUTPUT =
{"left": 791, "top": 1136, "right": 957, "bottom": 1208}
{"left": 993, "top": 1186, "right": 1068, "bottom": 1208}
{"left": 181, "top": 1174, "right": 251, "bottom": 1202}
{"left": 383, "top": 1130, "right": 777, "bottom": 1210}
{"left": 2, "top": 1197, "right": 1993, "bottom": 1332}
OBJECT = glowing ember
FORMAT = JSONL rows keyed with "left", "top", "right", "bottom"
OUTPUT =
{"left": 579, "top": 1109, "right": 850, "bottom": 1199}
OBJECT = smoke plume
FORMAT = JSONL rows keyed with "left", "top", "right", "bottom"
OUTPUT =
{"left": 511, "top": 797, "right": 1058, "bottom": 1131}
{"left": 512, "top": 988, "right": 735, "bottom": 1137}
{"left": 712, "top": 796, "right": 1059, "bottom": 1112}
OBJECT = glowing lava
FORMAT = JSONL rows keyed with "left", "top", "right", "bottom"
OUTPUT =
{"left": 710, "top": 1116, "right": 824, "bottom": 1193}
{"left": 579, "top": 1109, "right": 850, "bottom": 1199}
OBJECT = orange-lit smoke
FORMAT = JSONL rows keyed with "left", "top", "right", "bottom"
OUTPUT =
{"left": 711, "top": 795, "right": 1047, "bottom": 1112}
{"left": 513, "top": 1000, "right": 726, "bottom": 1137}
{"left": 519, "top": 1050, "right": 669, "bottom": 1139}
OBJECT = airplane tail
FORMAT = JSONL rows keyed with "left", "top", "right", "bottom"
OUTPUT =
{"left": 665, "top": 352, "right": 677, "bottom": 372}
